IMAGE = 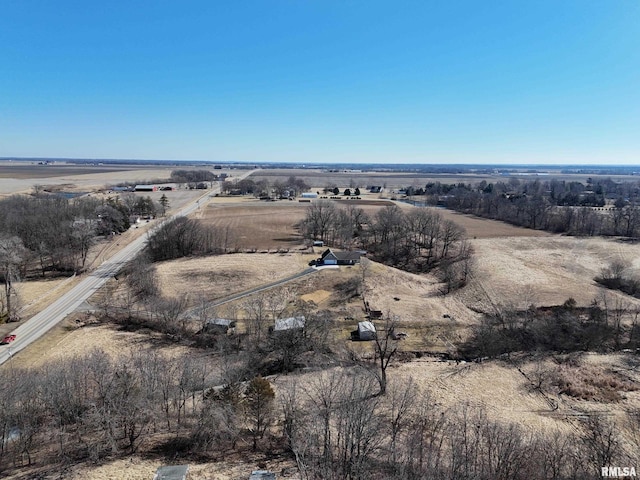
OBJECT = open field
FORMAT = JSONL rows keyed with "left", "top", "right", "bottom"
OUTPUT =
{"left": 0, "top": 164, "right": 156, "bottom": 179}
{"left": 0, "top": 163, "right": 244, "bottom": 195}
{"left": 199, "top": 201, "right": 309, "bottom": 250}
{"left": 154, "top": 252, "right": 311, "bottom": 304}
{"left": 198, "top": 196, "right": 549, "bottom": 252}
{"left": 461, "top": 236, "right": 640, "bottom": 311}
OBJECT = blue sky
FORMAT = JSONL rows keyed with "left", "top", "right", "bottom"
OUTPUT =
{"left": 1, "top": 1, "right": 639, "bottom": 165}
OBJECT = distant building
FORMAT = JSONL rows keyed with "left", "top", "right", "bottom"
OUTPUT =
{"left": 135, "top": 184, "right": 158, "bottom": 192}
{"left": 313, "top": 240, "right": 324, "bottom": 247}
{"left": 369, "top": 186, "right": 382, "bottom": 193}
{"left": 301, "top": 192, "right": 318, "bottom": 199}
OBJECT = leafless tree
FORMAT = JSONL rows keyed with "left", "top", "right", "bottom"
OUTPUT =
{"left": 0, "top": 235, "right": 27, "bottom": 321}
{"left": 372, "top": 315, "right": 401, "bottom": 395}
{"left": 243, "top": 293, "right": 269, "bottom": 342}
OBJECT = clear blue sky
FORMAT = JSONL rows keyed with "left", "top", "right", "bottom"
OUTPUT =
{"left": 1, "top": 1, "right": 639, "bottom": 165}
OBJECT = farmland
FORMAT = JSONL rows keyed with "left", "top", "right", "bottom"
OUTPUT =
{"left": 2, "top": 164, "right": 640, "bottom": 479}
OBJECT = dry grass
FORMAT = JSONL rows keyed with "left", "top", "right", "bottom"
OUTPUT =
{"left": 6, "top": 449, "right": 298, "bottom": 480}
{"left": 154, "top": 253, "right": 309, "bottom": 304}
{"left": 200, "top": 201, "right": 308, "bottom": 251}
{"left": 554, "top": 362, "right": 637, "bottom": 402}
{"left": 459, "top": 236, "right": 640, "bottom": 311}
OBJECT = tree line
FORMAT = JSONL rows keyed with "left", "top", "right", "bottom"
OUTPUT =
{"left": 403, "top": 178, "right": 640, "bottom": 237}
{"left": 2, "top": 351, "right": 638, "bottom": 480}
{"left": 0, "top": 193, "right": 161, "bottom": 321}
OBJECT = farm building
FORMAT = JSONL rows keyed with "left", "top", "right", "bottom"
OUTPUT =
{"left": 272, "top": 316, "right": 305, "bottom": 333}
{"left": 203, "top": 318, "right": 236, "bottom": 334}
{"left": 153, "top": 465, "right": 189, "bottom": 480}
{"left": 135, "top": 184, "right": 158, "bottom": 192}
{"left": 301, "top": 192, "right": 318, "bottom": 199}
{"left": 351, "top": 321, "right": 376, "bottom": 341}
{"left": 369, "top": 185, "right": 382, "bottom": 193}
{"left": 318, "top": 248, "right": 363, "bottom": 266}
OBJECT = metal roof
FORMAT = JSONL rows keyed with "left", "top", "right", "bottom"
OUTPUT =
{"left": 153, "top": 465, "right": 189, "bottom": 480}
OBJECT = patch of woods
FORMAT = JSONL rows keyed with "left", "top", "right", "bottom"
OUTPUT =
{"left": 405, "top": 177, "right": 640, "bottom": 237}
{"left": 460, "top": 296, "right": 640, "bottom": 360}
{"left": 595, "top": 258, "right": 640, "bottom": 298}
{"left": 0, "top": 193, "right": 160, "bottom": 322}
{"left": 3, "top": 350, "right": 640, "bottom": 480}
{"left": 300, "top": 201, "right": 473, "bottom": 292}
{"left": 220, "top": 175, "right": 309, "bottom": 198}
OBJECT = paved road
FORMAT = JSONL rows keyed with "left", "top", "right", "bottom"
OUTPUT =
{"left": 0, "top": 170, "right": 257, "bottom": 366}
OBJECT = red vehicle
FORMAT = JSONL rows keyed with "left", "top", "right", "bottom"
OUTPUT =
{"left": 1, "top": 334, "right": 16, "bottom": 345}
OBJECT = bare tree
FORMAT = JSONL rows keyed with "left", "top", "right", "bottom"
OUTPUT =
{"left": 243, "top": 293, "right": 269, "bottom": 342}
{"left": 372, "top": 315, "right": 401, "bottom": 395}
{"left": 0, "top": 236, "right": 27, "bottom": 322}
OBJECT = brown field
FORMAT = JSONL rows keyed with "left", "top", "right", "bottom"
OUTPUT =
{"left": 0, "top": 164, "right": 148, "bottom": 179}
{"left": 0, "top": 163, "right": 244, "bottom": 195}
{"left": 200, "top": 201, "right": 309, "bottom": 250}
{"left": 198, "top": 196, "right": 548, "bottom": 251}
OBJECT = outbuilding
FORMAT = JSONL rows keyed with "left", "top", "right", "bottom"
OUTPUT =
{"left": 351, "top": 321, "right": 377, "bottom": 341}
{"left": 203, "top": 318, "right": 236, "bottom": 334}
{"left": 153, "top": 465, "right": 190, "bottom": 480}
{"left": 135, "top": 184, "right": 158, "bottom": 192}
{"left": 272, "top": 316, "right": 305, "bottom": 333}
{"left": 249, "top": 471, "right": 276, "bottom": 480}
{"left": 301, "top": 192, "right": 318, "bottom": 199}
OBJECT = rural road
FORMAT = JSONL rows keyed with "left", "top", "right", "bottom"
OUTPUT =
{"left": 0, "top": 170, "right": 257, "bottom": 366}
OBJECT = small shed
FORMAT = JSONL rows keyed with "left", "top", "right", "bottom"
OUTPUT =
{"left": 249, "top": 471, "right": 276, "bottom": 480}
{"left": 153, "top": 465, "right": 189, "bottom": 480}
{"left": 204, "top": 318, "right": 236, "bottom": 334}
{"left": 313, "top": 240, "right": 324, "bottom": 247}
{"left": 272, "top": 316, "right": 305, "bottom": 333}
{"left": 351, "top": 321, "right": 376, "bottom": 341}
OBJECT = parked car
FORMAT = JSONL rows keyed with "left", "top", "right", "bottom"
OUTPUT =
{"left": 1, "top": 334, "right": 16, "bottom": 345}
